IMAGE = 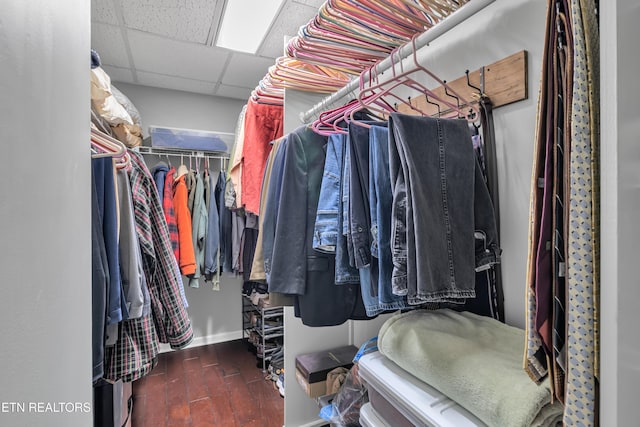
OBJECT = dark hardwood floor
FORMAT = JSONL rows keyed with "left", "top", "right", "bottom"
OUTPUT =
{"left": 131, "top": 339, "right": 284, "bottom": 427}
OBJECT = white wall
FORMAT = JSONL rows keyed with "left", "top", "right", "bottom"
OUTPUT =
{"left": 0, "top": 1, "right": 93, "bottom": 426}
{"left": 600, "top": 1, "right": 640, "bottom": 425}
{"left": 282, "top": 90, "right": 392, "bottom": 427}
{"left": 112, "top": 82, "right": 245, "bottom": 138}
{"left": 111, "top": 83, "right": 248, "bottom": 347}
{"left": 283, "top": 0, "right": 546, "bottom": 424}
{"left": 412, "top": 0, "right": 547, "bottom": 328}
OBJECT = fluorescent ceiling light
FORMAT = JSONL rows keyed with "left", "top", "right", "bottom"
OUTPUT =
{"left": 216, "top": 0, "right": 284, "bottom": 54}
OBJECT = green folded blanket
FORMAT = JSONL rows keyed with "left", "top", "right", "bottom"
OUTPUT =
{"left": 378, "top": 309, "right": 562, "bottom": 427}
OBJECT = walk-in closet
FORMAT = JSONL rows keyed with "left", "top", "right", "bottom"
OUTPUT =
{"left": 1, "top": 0, "right": 637, "bottom": 426}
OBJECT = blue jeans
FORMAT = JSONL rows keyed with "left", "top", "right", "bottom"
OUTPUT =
{"left": 314, "top": 133, "right": 342, "bottom": 253}
{"left": 388, "top": 114, "right": 500, "bottom": 305}
{"left": 369, "top": 125, "right": 409, "bottom": 312}
{"left": 314, "top": 134, "right": 360, "bottom": 284}
{"left": 349, "top": 122, "right": 407, "bottom": 317}
{"left": 331, "top": 134, "right": 360, "bottom": 284}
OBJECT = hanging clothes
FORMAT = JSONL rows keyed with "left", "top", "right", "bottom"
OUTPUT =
{"left": 226, "top": 104, "right": 247, "bottom": 210}
{"left": 104, "top": 151, "right": 194, "bottom": 383}
{"left": 250, "top": 136, "right": 286, "bottom": 283}
{"left": 242, "top": 213, "right": 259, "bottom": 282}
{"left": 261, "top": 137, "right": 289, "bottom": 285}
{"left": 203, "top": 169, "right": 220, "bottom": 284}
{"left": 312, "top": 133, "right": 360, "bottom": 285}
{"left": 116, "top": 167, "right": 149, "bottom": 320}
{"left": 163, "top": 166, "right": 188, "bottom": 309}
{"left": 240, "top": 99, "right": 284, "bottom": 215}
{"left": 92, "top": 157, "right": 127, "bottom": 332}
{"left": 127, "top": 151, "right": 194, "bottom": 350}
{"left": 151, "top": 162, "right": 169, "bottom": 201}
{"left": 367, "top": 125, "right": 409, "bottom": 313}
{"left": 188, "top": 170, "right": 207, "bottom": 288}
{"left": 231, "top": 210, "right": 245, "bottom": 275}
{"left": 387, "top": 113, "right": 500, "bottom": 305}
{"left": 173, "top": 171, "right": 196, "bottom": 276}
{"left": 163, "top": 167, "right": 180, "bottom": 259}
{"left": 563, "top": 0, "right": 599, "bottom": 423}
{"left": 216, "top": 170, "right": 233, "bottom": 273}
{"left": 265, "top": 125, "right": 367, "bottom": 327}
{"left": 524, "top": 2, "right": 599, "bottom": 420}
{"left": 91, "top": 164, "right": 108, "bottom": 383}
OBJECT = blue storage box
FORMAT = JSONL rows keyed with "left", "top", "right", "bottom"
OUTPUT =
{"left": 149, "top": 126, "right": 233, "bottom": 153}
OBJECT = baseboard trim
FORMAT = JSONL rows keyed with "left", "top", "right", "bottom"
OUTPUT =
{"left": 158, "top": 330, "right": 243, "bottom": 353}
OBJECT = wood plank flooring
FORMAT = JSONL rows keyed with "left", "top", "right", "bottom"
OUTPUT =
{"left": 131, "top": 339, "right": 284, "bottom": 427}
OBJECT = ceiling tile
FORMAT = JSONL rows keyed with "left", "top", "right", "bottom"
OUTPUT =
{"left": 119, "top": 0, "right": 218, "bottom": 44}
{"left": 128, "top": 30, "right": 228, "bottom": 82}
{"left": 137, "top": 71, "right": 216, "bottom": 95}
{"left": 259, "top": 1, "right": 318, "bottom": 58}
{"left": 215, "top": 84, "right": 253, "bottom": 101}
{"left": 220, "top": 53, "right": 275, "bottom": 88}
{"left": 92, "top": 0, "right": 119, "bottom": 25}
{"left": 101, "top": 65, "right": 135, "bottom": 84}
{"left": 91, "top": 23, "right": 131, "bottom": 68}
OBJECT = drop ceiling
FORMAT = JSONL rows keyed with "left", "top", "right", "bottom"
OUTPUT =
{"left": 91, "top": 0, "right": 325, "bottom": 100}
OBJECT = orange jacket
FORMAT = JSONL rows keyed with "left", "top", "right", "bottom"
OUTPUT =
{"left": 173, "top": 175, "right": 196, "bottom": 275}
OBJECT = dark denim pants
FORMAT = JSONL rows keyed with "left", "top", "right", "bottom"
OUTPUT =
{"left": 388, "top": 113, "right": 500, "bottom": 305}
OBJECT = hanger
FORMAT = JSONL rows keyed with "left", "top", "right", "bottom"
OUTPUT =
{"left": 90, "top": 127, "right": 131, "bottom": 170}
{"left": 176, "top": 154, "right": 188, "bottom": 179}
{"left": 251, "top": 0, "right": 469, "bottom": 114}
{"left": 403, "top": 34, "right": 480, "bottom": 120}
{"left": 349, "top": 44, "right": 442, "bottom": 124}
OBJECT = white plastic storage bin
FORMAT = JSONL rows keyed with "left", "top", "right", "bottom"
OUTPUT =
{"left": 358, "top": 351, "right": 485, "bottom": 427}
{"left": 149, "top": 125, "right": 233, "bottom": 152}
{"left": 360, "top": 403, "right": 392, "bottom": 427}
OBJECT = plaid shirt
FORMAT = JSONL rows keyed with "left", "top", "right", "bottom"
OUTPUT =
{"left": 105, "top": 152, "right": 194, "bottom": 382}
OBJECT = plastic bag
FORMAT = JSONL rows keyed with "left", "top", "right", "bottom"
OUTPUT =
{"left": 331, "top": 365, "right": 368, "bottom": 426}
{"left": 319, "top": 337, "right": 378, "bottom": 426}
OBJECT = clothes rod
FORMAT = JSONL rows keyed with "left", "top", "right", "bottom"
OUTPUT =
{"left": 299, "top": 0, "right": 496, "bottom": 124}
{"left": 134, "top": 146, "right": 230, "bottom": 159}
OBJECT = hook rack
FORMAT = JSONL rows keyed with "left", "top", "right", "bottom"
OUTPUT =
{"left": 395, "top": 50, "right": 528, "bottom": 118}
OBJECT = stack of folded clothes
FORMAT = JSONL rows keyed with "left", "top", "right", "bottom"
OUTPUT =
{"left": 370, "top": 309, "right": 562, "bottom": 427}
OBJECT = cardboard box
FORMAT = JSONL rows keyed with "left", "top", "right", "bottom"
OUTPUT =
{"left": 296, "top": 368, "right": 327, "bottom": 398}
{"left": 295, "top": 345, "right": 357, "bottom": 384}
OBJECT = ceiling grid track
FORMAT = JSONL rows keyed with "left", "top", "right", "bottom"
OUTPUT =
{"left": 213, "top": 53, "right": 235, "bottom": 95}
{"left": 108, "top": 0, "right": 140, "bottom": 84}
{"left": 206, "top": 0, "right": 226, "bottom": 47}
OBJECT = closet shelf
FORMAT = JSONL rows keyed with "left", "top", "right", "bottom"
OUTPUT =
{"left": 134, "top": 145, "right": 230, "bottom": 159}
